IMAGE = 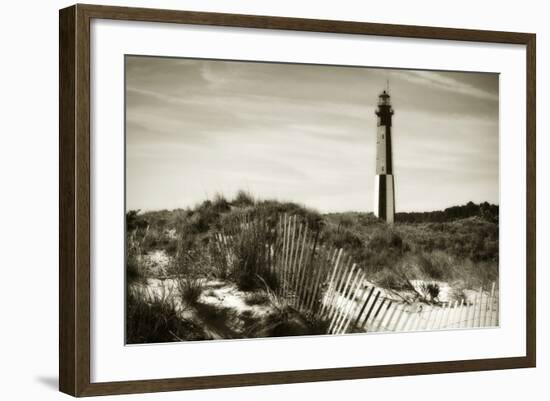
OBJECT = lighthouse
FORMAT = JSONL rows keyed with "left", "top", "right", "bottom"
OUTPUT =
{"left": 373, "top": 89, "right": 395, "bottom": 223}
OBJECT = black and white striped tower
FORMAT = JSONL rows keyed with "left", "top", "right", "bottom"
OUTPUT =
{"left": 373, "top": 89, "right": 395, "bottom": 223}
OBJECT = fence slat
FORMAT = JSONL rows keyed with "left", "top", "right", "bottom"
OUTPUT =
{"left": 340, "top": 278, "right": 369, "bottom": 334}
{"left": 302, "top": 248, "right": 322, "bottom": 311}
{"left": 453, "top": 298, "right": 464, "bottom": 328}
{"left": 484, "top": 282, "right": 495, "bottom": 327}
{"left": 285, "top": 216, "right": 297, "bottom": 297}
{"left": 411, "top": 305, "right": 424, "bottom": 331}
{"left": 329, "top": 267, "right": 358, "bottom": 332}
{"left": 371, "top": 298, "right": 388, "bottom": 331}
{"left": 397, "top": 305, "right": 413, "bottom": 332}
{"left": 361, "top": 290, "right": 381, "bottom": 329}
{"left": 331, "top": 270, "right": 361, "bottom": 333}
{"left": 288, "top": 219, "right": 299, "bottom": 298}
{"left": 459, "top": 299, "right": 466, "bottom": 328}
{"left": 468, "top": 292, "right": 478, "bottom": 328}
{"left": 324, "top": 259, "right": 351, "bottom": 321}
{"left": 438, "top": 303, "right": 450, "bottom": 330}
{"left": 292, "top": 219, "right": 303, "bottom": 302}
{"left": 283, "top": 214, "right": 293, "bottom": 297}
{"left": 410, "top": 310, "right": 421, "bottom": 332}
{"left": 354, "top": 286, "right": 375, "bottom": 328}
{"left": 293, "top": 233, "right": 308, "bottom": 306}
{"left": 490, "top": 282, "right": 498, "bottom": 327}
{"left": 494, "top": 287, "right": 500, "bottom": 326}
{"left": 279, "top": 214, "right": 288, "bottom": 296}
{"left": 446, "top": 302, "right": 456, "bottom": 329}
{"left": 474, "top": 287, "right": 483, "bottom": 327}
{"left": 391, "top": 305, "right": 407, "bottom": 331}
{"left": 443, "top": 301, "right": 457, "bottom": 329}
{"left": 420, "top": 306, "right": 433, "bottom": 331}
{"left": 323, "top": 252, "right": 349, "bottom": 318}
{"left": 430, "top": 306, "right": 442, "bottom": 330}
{"left": 292, "top": 223, "right": 308, "bottom": 305}
{"left": 307, "top": 248, "right": 333, "bottom": 313}
{"left": 465, "top": 302, "right": 473, "bottom": 329}
{"left": 298, "top": 233, "right": 318, "bottom": 311}
{"left": 304, "top": 237, "right": 324, "bottom": 311}
{"left": 285, "top": 216, "right": 296, "bottom": 297}
{"left": 332, "top": 269, "right": 363, "bottom": 333}
{"left": 329, "top": 262, "right": 357, "bottom": 322}
{"left": 273, "top": 214, "right": 283, "bottom": 275}
{"left": 373, "top": 300, "right": 393, "bottom": 332}
{"left": 320, "top": 249, "right": 344, "bottom": 317}
{"left": 381, "top": 302, "right": 399, "bottom": 332}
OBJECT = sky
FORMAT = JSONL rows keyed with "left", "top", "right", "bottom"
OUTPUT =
{"left": 125, "top": 56, "right": 499, "bottom": 213}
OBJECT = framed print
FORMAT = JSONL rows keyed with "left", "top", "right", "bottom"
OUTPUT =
{"left": 59, "top": 4, "right": 536, "bottom": 397}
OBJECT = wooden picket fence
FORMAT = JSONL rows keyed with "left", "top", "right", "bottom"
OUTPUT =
{"left": 349, "top": 282, "right": 499, "bottom": 334}
{"left": 213, "top": 213, "right": 499, "bottom": 335}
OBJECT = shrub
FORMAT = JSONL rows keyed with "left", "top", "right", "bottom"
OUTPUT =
{"left": 126, "top": 285, "right": 208, "bottom": 344}
{"left": 419, "top": 282, "right": 440, "bottom": 302}
{"left": 234, "top": 253, "right": 279, "bottom": 292}
{"left": 126, "top": 210, "right": 148, "bottom": 231}
{"left": 212, "top": 193, "right": 231, "bottom": 213}
{"left": 253, "top": 200, "right": 324, "bottom": 232}
{"left": 126, "top": 231, "right": 147, "bottom": 283}
{"left": 163, "top": 227, "right": 211, "bottom": 306}
{"left": 372, "top": 264, "right": 415, "bottom": 291}
{"left": 450, "top": 287, "right": 469, "bottom": 305}
{"left": 211, "top": 210, "right": 282, "bottom": 291}
{"left": 169, "top": 225, "right": 213, "bottom": 278}
{"left": 231, "top": 222, "right": 280, "bottom": 292}
{"left": 323, "top": 227, "right": 363, "bottom": 250}
{"left": 209, "top": 237, "right": 231, "bottom": 279}
{"left": 245, "top": 297, "right": 331, "bottom": 338}
{"left": 337, "top": 214, "right": 355, "bottom": 228}
{"left": 126, "top": 251, "right": 145, "bottom": 283}
{"left": 396, "top": 201, "right": 499, "bottom": 224}
{"left": 245, "top": 291, "right": 270, "bottom": 306}
{"left": 190, "top": 208, "right": 218, "bottom": 234}
{"left": 417, "top": 253, "right": 445, "bottom": 280}
{"left": 368, "top": 227, "right": 409, "bottom": 254}
{"left": 170, "top": 236, "right": 210, "bottom": 306}
{"left": 233, "top": 190, "right": 255, "bottom": 207}
{"left": 184, "top": 199, "right": 226, "bottom": 234}
{"left": 177, "top": 277, "right": 204, "bottom": 307}
{"left": 165, "top": 240, "right": 178, "bottom": 256}
{"left": 373, "top": 269, "right": 407, "bottom": 290}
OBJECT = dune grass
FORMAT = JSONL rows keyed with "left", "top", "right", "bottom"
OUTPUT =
{"left": 127, "top": 192, "right": 498, "bottom": 292}
{"left": 126, "top": 285, "right": 209, "bottom": 344}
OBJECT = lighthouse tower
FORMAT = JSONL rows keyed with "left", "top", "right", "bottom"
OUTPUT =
{"left": 373, "top": 89, "right": 396, "bottom": 223}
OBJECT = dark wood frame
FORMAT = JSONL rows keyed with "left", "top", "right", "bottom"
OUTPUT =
{"left": 59, "top": 3, "right": 536, "bottom": 397}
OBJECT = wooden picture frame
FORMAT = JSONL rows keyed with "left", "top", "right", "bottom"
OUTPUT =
{"left": 59, "top": 3, "right": 536, "bottom": 397}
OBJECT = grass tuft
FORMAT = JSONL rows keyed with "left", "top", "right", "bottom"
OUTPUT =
{"left": 244, "top": 291, "right": 270, "bottom": 306}
{"left": 177, "top": 277, "right": 204, "bottom": 307}
{"left": 126, "top": 285, "right": 209, "bottom": 344}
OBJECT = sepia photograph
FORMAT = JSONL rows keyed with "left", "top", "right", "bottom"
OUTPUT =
{"left": 125, "top": 55, "right": 499, "bottom": 345}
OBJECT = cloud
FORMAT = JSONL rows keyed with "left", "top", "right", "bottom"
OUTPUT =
{"left": 125, "top": 56, "right": 499, "bottom": 212}
{"left": 393, "top": 70, "right": 498, "bottom": 102}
